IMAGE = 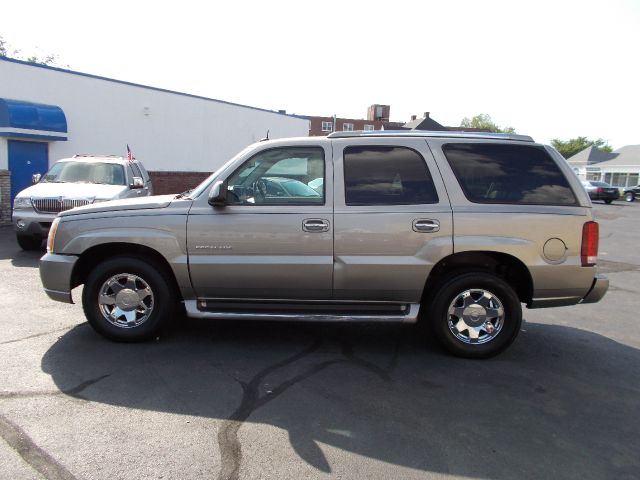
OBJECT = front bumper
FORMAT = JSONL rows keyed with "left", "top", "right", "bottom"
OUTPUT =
{"left": 580, "top": 273, "right": 609, "bottom": 304}
{"left": 13, "top": 209, "right": 57, "bottom": 237}
{"left": 39, "top": 253, "right": 79, "bottom": 303}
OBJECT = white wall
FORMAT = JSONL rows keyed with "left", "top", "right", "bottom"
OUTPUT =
{"left": 0, "top": 60, "right": 309, "bottom": 171}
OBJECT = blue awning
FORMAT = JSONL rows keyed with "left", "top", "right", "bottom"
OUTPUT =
{"left": 0, "top": 98, "right": 67, "bottom": 140}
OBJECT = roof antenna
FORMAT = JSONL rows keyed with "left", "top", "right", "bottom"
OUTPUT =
{"left": 260, "top": 130, "right": 270, "bottom": 142}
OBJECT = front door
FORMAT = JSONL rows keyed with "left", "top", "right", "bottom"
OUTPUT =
{"left": 8, "top": 140, "right": 49, "bottom": 203}
{"left": 187, "top": 144, "right": 333, "bottom": 300}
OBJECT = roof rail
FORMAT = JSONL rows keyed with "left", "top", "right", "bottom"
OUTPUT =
{"left": 327, "top": 130, "right": 535, "bottom": 142}
{"left": 73, "top": 154, "right": 123, "bottom": 158}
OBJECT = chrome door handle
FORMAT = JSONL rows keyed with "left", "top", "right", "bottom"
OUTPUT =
{"left": 413, "top": 219, "right": 440, "bottom": 233}
{"left": 302, "top": 218, "right": 330, "bottom": 233}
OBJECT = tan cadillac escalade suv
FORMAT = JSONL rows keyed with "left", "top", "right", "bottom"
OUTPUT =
{"left": 39, "top": 131, "right": 608, "bottom": 358}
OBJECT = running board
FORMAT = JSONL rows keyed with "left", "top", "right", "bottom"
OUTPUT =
{"left": 183, "top": 300, "right": 420, "bottom": 324}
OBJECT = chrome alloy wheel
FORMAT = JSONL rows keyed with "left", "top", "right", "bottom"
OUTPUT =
{"left": 97, "top": 273, "right": 154, "bottom": 328}
{"left": 447, "top": 289, "right": 505, "bottom": 344}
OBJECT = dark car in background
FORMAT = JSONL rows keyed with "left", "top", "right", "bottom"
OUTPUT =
{"left": 581, "top": 180, "right": 619, "bottom": 204}
{"left": 623, "top": 185, "right": 640, "bottom": 202}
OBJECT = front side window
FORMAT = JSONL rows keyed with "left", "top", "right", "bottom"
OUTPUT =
{"left": 443, "top": 143, "right": 578, "bottom": 205}
{"left": 321, "top": 121, "right": 333, "bottom": 132}
{"left": 226, "top": 147, "right": 324, "bottom": 205}
{"left": 343, "top": 146, "right": 438, "bottom": 205}
{"left": 42, "top": 161, "right": 126, "bottom": 186}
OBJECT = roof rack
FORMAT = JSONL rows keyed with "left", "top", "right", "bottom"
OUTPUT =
{"left": 327, "top": 130, "right": 534, "bottom": 142}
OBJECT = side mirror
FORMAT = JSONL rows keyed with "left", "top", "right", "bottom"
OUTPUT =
{"left": 32, "top": 173, "right": 42, "bottom": 184}
{"left": 208, "top": 180, "right": 227, "bottom": 207}
{"left": 130, "top": 177, "right": 144, "bottom": 189}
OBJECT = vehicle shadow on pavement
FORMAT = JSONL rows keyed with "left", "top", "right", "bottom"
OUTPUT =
{"left": 41, "top": 320, "right": 639, "bottom": 480}
{"left": 0, "top": 228, "right": 43, "bottom": 267}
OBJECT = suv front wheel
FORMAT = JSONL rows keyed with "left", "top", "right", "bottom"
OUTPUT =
{"left": 428, "top": 272, "right": 522, "bottom": 358}
{"left": 82, "top": 256, "right": 176, "bottom": 342}
{"left": 16, "top": 234, "right": 42, "bottom": 251}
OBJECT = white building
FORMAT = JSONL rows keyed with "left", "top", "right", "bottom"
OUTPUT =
{"left": 566, "top": 145, "right": 640, "bottom": 188}
{"left": 0, "top": 57, "right": 309, "bottom": 222}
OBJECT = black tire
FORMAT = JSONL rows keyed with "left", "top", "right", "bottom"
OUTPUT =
{"left": 426, "top": 272, "right": 522, "bottom": 358}
{"left": 604, "top": 199, "right": 614, "bottom": 204}
{"left": 82, "top": 256, "right": 177, "bottom": 342}
{"left": 625, "top": 192, "right": 635, "bottom": 202}
{"left": 16, "top": 234, "right": 42, "bottom": 251}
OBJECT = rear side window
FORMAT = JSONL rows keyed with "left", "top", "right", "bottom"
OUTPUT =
{"left": 443, "top": 143, "right": 577, "bottom": 205}
{"left": 343, "top": 146, "right": 438, "bottom": 205}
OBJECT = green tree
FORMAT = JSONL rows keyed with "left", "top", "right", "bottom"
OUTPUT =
{"left": 460, "top": 113, "right": 515, "bottom": 133}
{"left": 550, "top": 137, "right": 613, "bottom": 159}
{"left": 0, "top": 34, "right": 64, "bottom": 66}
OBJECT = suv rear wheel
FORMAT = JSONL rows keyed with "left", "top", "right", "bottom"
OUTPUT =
{"left": 82, "top": 256, "right": 176, "bottom": 342}
{"left": 427, "top": 272, "right": 522, "bottom": 358}
{"left": 625, "top": 192, "right": 635, "bottom": 202}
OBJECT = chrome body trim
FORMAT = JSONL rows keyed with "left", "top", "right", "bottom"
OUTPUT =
{"left": 184, "top": 300, "right": 420, "bottom": 323}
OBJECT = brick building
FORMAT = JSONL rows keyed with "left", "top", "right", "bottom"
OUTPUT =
{"left": 307, "top": 104, "right": 404, "bottom": 136}
{"left": 307, "top": 105, "right": 486, "bottom": 136}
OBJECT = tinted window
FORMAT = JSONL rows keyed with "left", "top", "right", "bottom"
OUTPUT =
{"left": 343, "top": 146, "right": 438, "bottom": 205}
{"left": 443, "top": 144, "right": 577, "bottom": 205}
{"left": 226, "top": 147, "right": 324, "bottom": 205}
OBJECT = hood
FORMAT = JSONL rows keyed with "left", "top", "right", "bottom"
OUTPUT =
{"left": 18, "top": 182, "right": 129, "bottom": 200}
{"left": 59, "top": 194, "right": 176, "bottom": 217}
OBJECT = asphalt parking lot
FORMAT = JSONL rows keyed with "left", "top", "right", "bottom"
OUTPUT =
{"left": 1, "top": 202, "right": 639, "bottom": 480}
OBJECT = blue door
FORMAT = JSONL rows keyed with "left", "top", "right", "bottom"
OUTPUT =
{"left": 8, "top": 140, "right": 49, "bottom": 203}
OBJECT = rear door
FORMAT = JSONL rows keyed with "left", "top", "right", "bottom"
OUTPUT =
{"left": 332, "top": 137, "right": 453, "bottom": 303}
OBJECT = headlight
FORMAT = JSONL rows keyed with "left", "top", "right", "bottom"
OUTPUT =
{"left": 13, "top": 197, "right": 32, "bottom": 209}
{"left": 47, "top": 217, "right": 60, "bottom": 253}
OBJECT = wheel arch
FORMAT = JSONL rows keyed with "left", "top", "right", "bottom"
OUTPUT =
{"left": 71, "top": 242, "right": 184, "bottom": 302}
{"left": 422, "top": 251, "right": 534, "bottom": 305}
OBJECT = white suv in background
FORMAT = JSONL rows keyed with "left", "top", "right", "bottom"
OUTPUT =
{"left": 12, "top": 154, "right": 152, "bottom": 250}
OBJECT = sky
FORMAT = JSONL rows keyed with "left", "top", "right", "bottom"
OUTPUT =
{"left": 1, "top": 0, "right": 639, "bottom": 148}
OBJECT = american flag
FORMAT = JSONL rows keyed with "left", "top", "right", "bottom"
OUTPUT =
{"left": 126, "top": 144, "right": 134, "bottom": 162}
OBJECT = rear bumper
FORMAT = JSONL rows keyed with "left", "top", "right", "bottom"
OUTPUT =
{"left": 528, "top": 273, "right": 609, "bottom": 308}
{"left": 39, "top": 253, "right": 78, "bottom": 304}
{"left": 580, "top": 273, "right": 609, "bottom": 304}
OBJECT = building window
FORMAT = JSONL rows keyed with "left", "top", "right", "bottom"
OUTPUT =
{"left": 628, "top": 173, "right": 639, "bottom": 187}
{"left": 610, "top": 173, "right": 623, "bottom": 186}
{"left": 343, "top": 123, "right": 354, "bottom": 131}
{"left": 364, "top": 124, "right": 375, "bottom": 131}
{"left": 321, "top": 121, "right": 333, "bottom": 132}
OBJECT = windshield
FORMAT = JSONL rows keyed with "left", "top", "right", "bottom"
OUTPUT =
{"left": 42, "top": 161, "right": 126, "bottom": 185}
{"left": 190, "top": 144, "right": 260, "bottom": 198}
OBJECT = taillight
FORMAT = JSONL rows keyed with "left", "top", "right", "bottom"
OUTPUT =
{"left": 596, "top": 187, "right": 603, "bottom": 193}
{"left": 581, "top": 221, "right": 599, "bottom": 266}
